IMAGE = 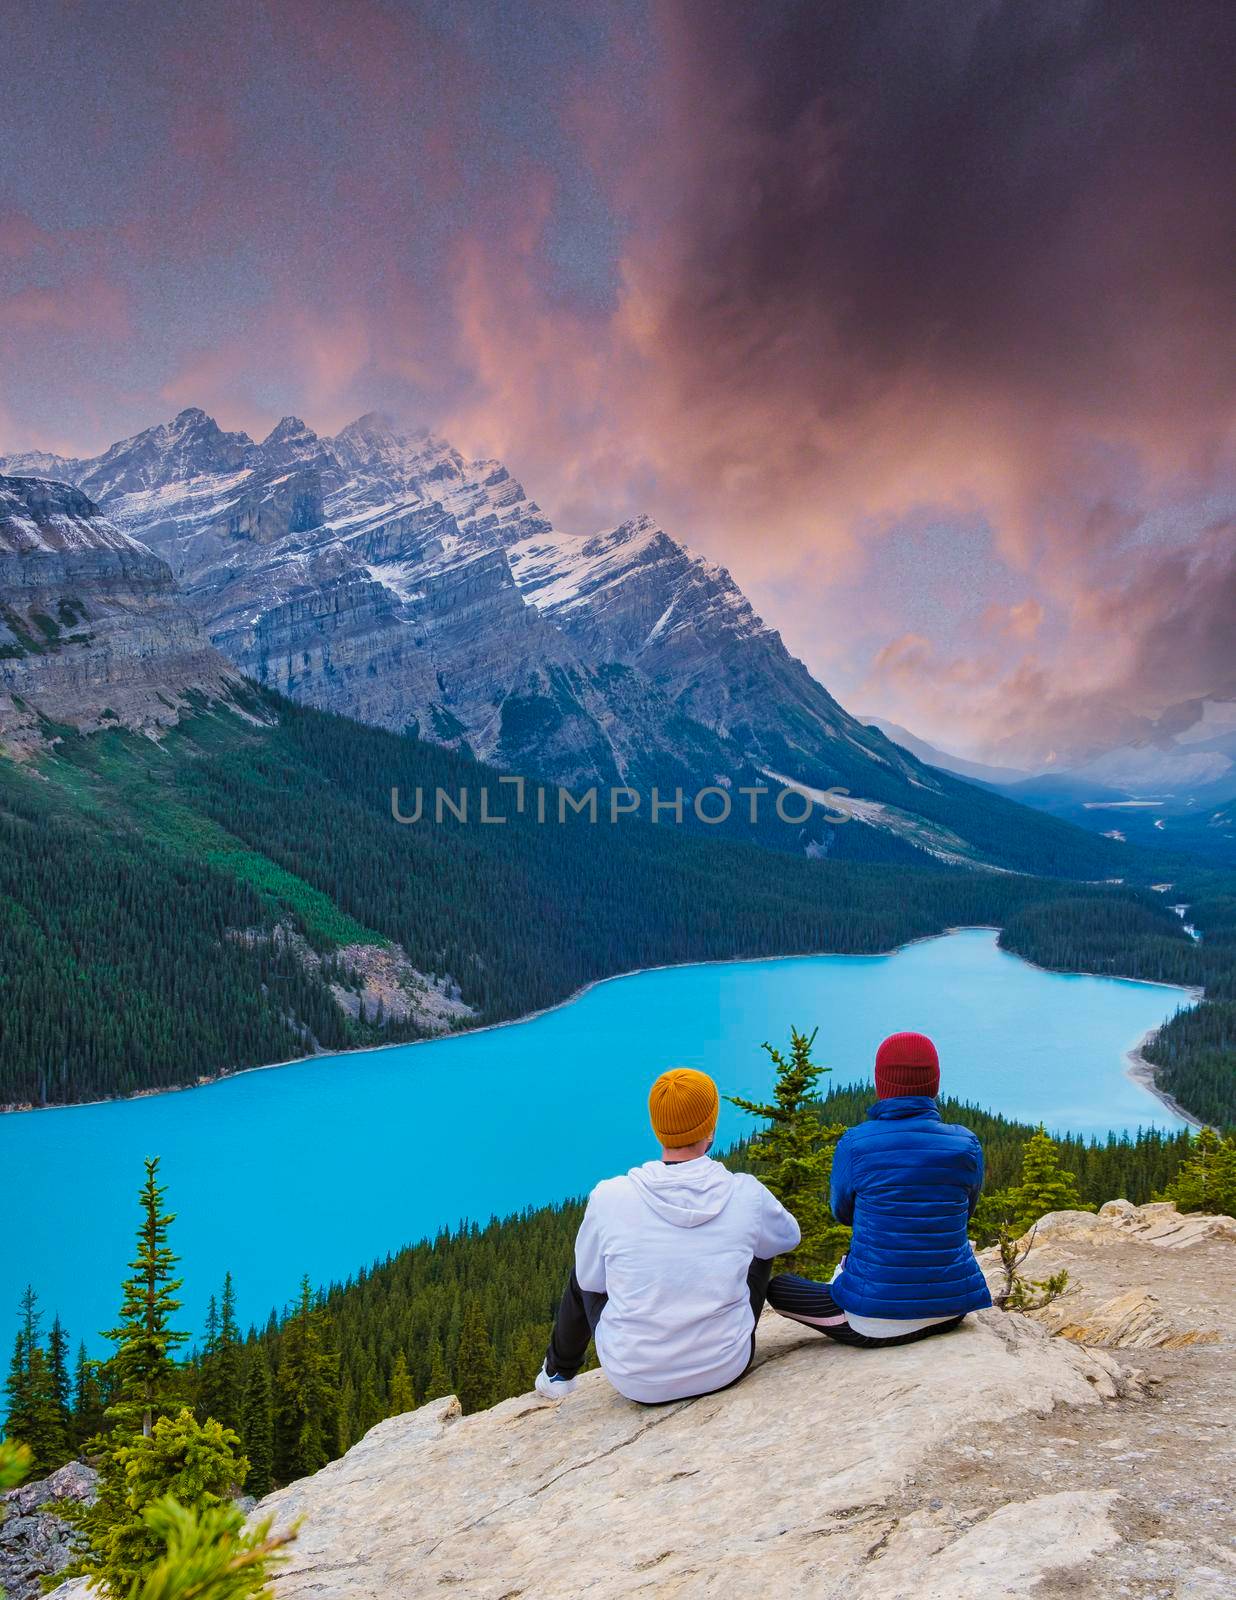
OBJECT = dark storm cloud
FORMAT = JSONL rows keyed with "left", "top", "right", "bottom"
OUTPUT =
{"left": 4, "top": 1, "right": 1233, "bottom": 760}
{"left": 567, "top": 0, "right": 1235, "bottom": 758}
{"left": 653, "top": 0, "right": 1235, "bottom": 447}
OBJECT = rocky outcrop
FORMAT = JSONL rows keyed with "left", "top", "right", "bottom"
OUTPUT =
{"left": 254, "top": 1199, "right": 1236, "bottom": 1600}
{"left": 1011, "top": 1198, "right": 1236, "bottom": 1252}
{"left": 978, "top": 1199, "right": 1234, "bottom": 1351}
{"left": 1, "top": 1461, "right": 95, "bottom": 1600}
{"left": 248, "top": 1311, "right": 1137, "bottom": 1600}
{"left": 232, "top": 924, "right": 475, "bottom": 1034}
{"left": 44, "top": 1200, "right": 1236, "bottom": 1599}
{"left": 0, "top": 476, "right": 239, "bottom": 756}
{"left": 1039, "top": 1286, "right": 1220, "bottom": 1348}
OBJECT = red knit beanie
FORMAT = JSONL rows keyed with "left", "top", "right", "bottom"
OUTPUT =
{"left": 874, "top": 1032, "right": 940, "bottom": 1098}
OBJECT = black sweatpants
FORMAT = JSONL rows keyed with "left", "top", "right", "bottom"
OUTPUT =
{"left": 768, "top": 1273, "right": 966, "bottom": 1348}
{"left": 545, "top": 1257, "right": 774, "bottom": 1393}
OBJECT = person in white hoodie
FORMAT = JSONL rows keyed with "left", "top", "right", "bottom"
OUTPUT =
{"left": 535, "top": 1067, "right": 801, "bottom": 1405}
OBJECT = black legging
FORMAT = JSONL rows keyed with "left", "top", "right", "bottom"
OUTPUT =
{"left": 545, "top": 1257, "right": 774, "bottom": 1392}
{"left": 768, "top": 1273, "right": 966, "bottom": 1348}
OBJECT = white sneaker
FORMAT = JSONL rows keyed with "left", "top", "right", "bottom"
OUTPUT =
{"left": 534, "top": 1362, "right": 578, "bottom": 1401}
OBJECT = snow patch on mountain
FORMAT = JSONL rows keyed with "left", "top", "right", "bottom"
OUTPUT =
{"left": 0, "top": 478, "right": 147, "bottom": 557}
{"left": 760, "top": 767, "right": 984, "bottom": 866}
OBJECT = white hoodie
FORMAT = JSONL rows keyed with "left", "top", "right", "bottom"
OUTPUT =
{"left": 575, "top": 1156, "right": 801, "bottom": 1403}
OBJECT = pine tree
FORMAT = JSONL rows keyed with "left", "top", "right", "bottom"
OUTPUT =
{"left": 4, "top": 1288, "right": 41, "bottom": 1442}
{"left": 386, "top": 1352, "right": 415, "bottom": 1417}
{"left": 1162, "top": 1126, "right": 1236, "bottom": 1215}
{"left": 240, "top": 1350, "right": 274, "bottom": 1499}
{"left": 355, "top": 1366, "right": 383, "bottom": 1439}
{"left": 972, "top": 1127, "right": 1092, "bottom": 1243}
{"left": 454, "top": 1299, "right": 495, "bottom": 1416}
{"left": 728, "top": 1026, "right": 848, "bottom": 1274}
{"left": 48, "top": 1315, "right": 72, "bottom": 1441}
{"left": 273, "top": 1279, "right": 339, "bottom": 1484}
{"left": 73, "top": 1342, "right": 107, "bottom": 1445}
{"left": 105, "top": 1159, "right": 188, "bottom": 1437}
{"left": 60, "top": 1409, "right": 249, "bottom": 1597}
{"left": 23, "top": 1341, "right": 70, "bottom": 1473}
{"left": 201, "top": 1298, "right": 220, "bottom": 1363}
{"left": 199, "top": 1275, "right": 243, "bottom": 1435}
{"left": 4, "top": 1329, "right": 31, "bottom": 1451}
{"left": 2, "top": 1288, "right": 70, "bottom": 1474}
{"left": 1014, "top": 1127, "right": 1088, "bottom": 1220}
{"left": 423, "top": 1336, "right": 451, "bottom": 1402}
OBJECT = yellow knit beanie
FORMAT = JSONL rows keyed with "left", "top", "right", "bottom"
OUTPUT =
{"left": 649, "top": 1067, "right": 719, "bottom": 1148}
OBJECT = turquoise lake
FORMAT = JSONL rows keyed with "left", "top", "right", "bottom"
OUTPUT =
{"left": 1, "top": 929, "right": 1193, "bottom": 1351}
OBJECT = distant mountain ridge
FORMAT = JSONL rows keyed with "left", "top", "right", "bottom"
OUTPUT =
{"left": 1059, "top": 692, "right": 1236, "bottom": 803}
{"left": 866, "top": 704, "right": 1236, "bottom": 866}
{"left": 1, "top": 410, "right": 1126, "bottom": 876}
{"left": 861, "top": 716, "right": 1032, "bottom": 786}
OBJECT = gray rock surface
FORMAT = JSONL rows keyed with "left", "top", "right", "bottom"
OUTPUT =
{"left": 0, "top": 475, "right": 238, "bottom": 756}
{"left": 0, "top": 1460, "right": 96, "bottom": 1600}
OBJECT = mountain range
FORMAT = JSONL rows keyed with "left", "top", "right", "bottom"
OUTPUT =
{"left": 1057, "top": 692, "right": 1236, "bottom": 804}
{"left": 1, "top": 408, "right": 1130, "bottom": 876}
{"left": 865, "top": 707, "right": 1236, "bottom": 865}
{"left": 861, "top": 717, "right": 1032, "bottom": 787}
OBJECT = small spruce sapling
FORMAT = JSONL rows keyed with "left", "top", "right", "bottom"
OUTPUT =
{"left": 59, "top": 1409, "right": 250, "bottom": 1597}
{"left": 728, "top": 1026, "right": 848, "bottom": 1275}
{"left": 990, "top": 1223, "right": 1070, "bottom": 1313}
{"left": 124, "top": 1497, "right": 296, "bottom": 1600}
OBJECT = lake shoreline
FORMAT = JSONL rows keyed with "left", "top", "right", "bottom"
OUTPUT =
{"left": 2, "top": 925, "right": 1201, "bottom": 1122}
{"left": 1124, "top": 1040, "right": 1204, "bottom": 1130}
{"left": 3, "top": 934, "right": 934, "bottom": 1116}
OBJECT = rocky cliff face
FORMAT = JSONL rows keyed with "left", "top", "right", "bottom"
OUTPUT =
{"left": 208, "top": 1201, "right": 1236, "bottom": 1600}
{"left": 0, "top": 476, "right": 239, "bottom": 755}
{"left": 1, "top": 1461, "right": 96, "bottom": 1600}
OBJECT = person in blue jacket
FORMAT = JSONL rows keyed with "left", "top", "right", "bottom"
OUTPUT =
{"left": 767, "top": 1031, "right": 991, "bottom": 1346}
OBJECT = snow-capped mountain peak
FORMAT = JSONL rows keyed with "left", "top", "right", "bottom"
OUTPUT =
{"left": 2, "top": 404, "right": 1060, "bottom": 867}
{"left": 262, "top": 415, "right": 311, "bottom": 444}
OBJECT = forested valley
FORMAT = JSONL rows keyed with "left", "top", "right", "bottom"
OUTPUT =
{"left": 2, "top": 690, "right": 1234, "bottom": 1122}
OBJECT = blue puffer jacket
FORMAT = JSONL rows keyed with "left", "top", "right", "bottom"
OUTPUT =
{"left": 829, "top": 1096, "right": 992, "bottom": 1319}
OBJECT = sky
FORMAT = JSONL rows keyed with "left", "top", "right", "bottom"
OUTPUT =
{"left": 3, "top": 0, "right": 1233, "bottom": 767}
